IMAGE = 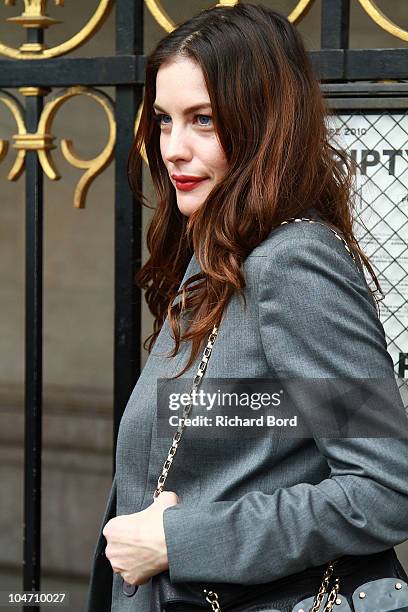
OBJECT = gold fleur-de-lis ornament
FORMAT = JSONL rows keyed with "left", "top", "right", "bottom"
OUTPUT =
{"left": 4, "top": 0, "right": 64, "bottom": 29}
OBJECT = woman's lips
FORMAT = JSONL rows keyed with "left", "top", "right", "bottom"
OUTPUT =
{"left": 174, "top": 178, "right": 208, "bottom": 191}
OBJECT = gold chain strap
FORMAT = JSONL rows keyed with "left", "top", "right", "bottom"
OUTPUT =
{"left": 203, "top": 589, "right": 222, "bottom": 611}
{"left": 323, "top": 578, "right": 341, "bottom": 612}
{"left": 204, "top": 565, "right": 341, "bottom": 612}
{"left": 153, "top": 324, "right": 219, "bottom": 499}
{"left": 310, "top": 560, "right": 341, "bottom": 612}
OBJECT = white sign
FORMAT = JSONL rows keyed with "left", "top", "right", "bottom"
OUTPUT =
{"left": 328, "top": 112, "right": 408, "bottom": 372}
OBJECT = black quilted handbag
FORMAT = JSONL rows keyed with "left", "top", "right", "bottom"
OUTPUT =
{"left": 149, "top": 547, "right": 408, "bottom": 611}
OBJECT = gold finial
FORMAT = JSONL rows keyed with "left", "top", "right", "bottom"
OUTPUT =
{"left": 4, "top": 0, "right": 63, "bottom": 29}
{"left": 1, "top": 0, "right": 113, "bottom": 59}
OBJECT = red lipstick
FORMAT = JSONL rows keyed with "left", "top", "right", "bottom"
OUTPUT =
{"left": 171, "top": 174, "right": 208, "bottom": 191}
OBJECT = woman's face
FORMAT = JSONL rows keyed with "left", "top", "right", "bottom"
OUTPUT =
{"left": 154, "top": 57, "right": 228, "bottom": 217}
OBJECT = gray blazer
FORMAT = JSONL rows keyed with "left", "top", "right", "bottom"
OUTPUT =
{"left": 86, "top": 206, "right": 408, "bottom": 612}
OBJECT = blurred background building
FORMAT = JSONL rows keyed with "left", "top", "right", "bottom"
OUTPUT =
{"left": 0, "top": 1, "right": 407, "bottom": 610}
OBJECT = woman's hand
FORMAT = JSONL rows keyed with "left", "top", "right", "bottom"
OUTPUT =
{"left": 103, "top": 491, "right": 180, "bottom": 586}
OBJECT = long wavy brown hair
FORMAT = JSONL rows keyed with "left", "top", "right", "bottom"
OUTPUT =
{"left": 127, "top": 3, "right": 382, "bottom": 378}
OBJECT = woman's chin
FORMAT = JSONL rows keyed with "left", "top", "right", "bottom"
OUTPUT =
{"left": 176, "top": 199, "right": 204, "bottom": 217}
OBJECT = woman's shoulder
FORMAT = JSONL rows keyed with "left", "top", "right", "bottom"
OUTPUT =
{"left": 251, "top": 207, "right": 379, "bottom": 319}
{"left": 248, "top": 208, "right": 363, "bottom": 283}
{"left": 249, "top": 207, "right": 351, "bottom": 261}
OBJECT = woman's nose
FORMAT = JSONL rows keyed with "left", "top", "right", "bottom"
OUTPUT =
{"left": 163, "top": 127, "right": 192, "bottom": 163}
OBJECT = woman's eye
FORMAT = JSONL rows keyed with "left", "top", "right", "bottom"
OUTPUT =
{"left": 154, "top": 113, "right": 171, "bottom": 125}
{"left": 196, "top": 114, "right": 212, "bottom": 127}
{"left": 153, "top": 113, "right": 212, "bottom": 127}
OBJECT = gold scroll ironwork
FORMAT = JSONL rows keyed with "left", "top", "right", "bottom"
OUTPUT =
{"left": 146, "top": 0, "right": 408, "bottom": 40}
{"left": 145, "top": 0, "right": 316, "bottom": 32}
{"left": 0, "top": 86, "right": 116, "bottom": 208}
{"left": 37, "top": 86, "right": 116, "bottom": 208}
{"left": 357, "top": 0, "right": 408, "bottom": 42}
{"left": 0, "top": 89, "right": 26, "bottom": 180}
{"left": 0, "top": 0, "right": 114, "bottom": 59}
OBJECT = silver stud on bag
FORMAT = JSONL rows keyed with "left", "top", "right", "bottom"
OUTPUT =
{"left": 395, "top": 583, "right": 403, "bottom": 590}
{"left": 335, "top": 597, "right": 342, "bottom": 605}
{"left": 359, "top": 592, "right": 366, "bottom": 599}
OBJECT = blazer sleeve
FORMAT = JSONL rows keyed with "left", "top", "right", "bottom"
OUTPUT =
{"left": 162, "top": 229, "right": 408, "bottom": 585}
{"left": 86, "top": 475, "right": 117, "bottom": 612}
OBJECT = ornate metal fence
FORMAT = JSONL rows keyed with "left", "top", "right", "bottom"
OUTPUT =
{"left": 0, "top": 1, "right": 144, "bottom": 606}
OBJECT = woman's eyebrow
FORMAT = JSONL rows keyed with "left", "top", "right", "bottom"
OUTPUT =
{"left": 152, "top": 102, "right": 212, "bottom": 114}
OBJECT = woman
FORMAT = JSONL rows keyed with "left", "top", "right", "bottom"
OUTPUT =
{"left": 86, "top": 4, "right": 408, "bottom": 611}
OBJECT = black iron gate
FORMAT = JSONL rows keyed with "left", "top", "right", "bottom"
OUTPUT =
{"left": 0, "top": 1, "right": 143, "bottom": 607}
{"left": 0, "top": 1, "right": 407, "bottom": 610}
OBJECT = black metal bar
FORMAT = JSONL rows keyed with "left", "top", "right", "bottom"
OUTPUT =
{"left": 309, "top": 49, "right": 344, "bottom": 80}
{"left": 312, "top": 48, "right": 408, "bottom": 80}
{"left": 0, "top": 48, "right": 407, "bottom": 87}
{"left": 326, "top": 96, "right": 408, "bottom": 109}
{"left": 23, "top": 15, "right": 46, "bottom": 612}
{"left": 116, "top": 0, "right": 143, "bottom": 55}
{"left": 24, "top": 94, "right": 43, "bottom": 612}
{"left": 0, "top": 56, "right": 145, "bottom": 88}
{"left": 345, "top": 49, "right": 408, "bottom": 80}
{"left": 23, "top": 35, "right": 46, "bottom": 612}
{"left": 321, "top": 83, "right": 408, "bottom": 96}
{"left": 321, "top": 0, "right": 350, "bottom": 50}
{"left": 113, "top": 0, "right": 144, "bottom": 475}
{"left": 322, "top": 83, "right": 408, "bottom": 109}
